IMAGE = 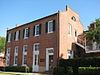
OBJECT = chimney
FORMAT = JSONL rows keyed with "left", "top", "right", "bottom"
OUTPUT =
{"left": 66, "top": 5, "right": 68, "bottom": 11}
{"left": 16, "top": 24, "right": 20, "bottom": 27}
{"left": 90, "top": 23, "right": 96, "bottom": 29}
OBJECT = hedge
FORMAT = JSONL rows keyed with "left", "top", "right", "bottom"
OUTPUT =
{"left": 59, "top": 57, "right": 100, "bottom": 67}
{"left": 0, "top": 66, "right": 32, "bottom": 72}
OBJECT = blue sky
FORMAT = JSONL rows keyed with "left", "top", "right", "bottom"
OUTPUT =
{"left": 0, "top": 0, "right": 100, "bottom": 37}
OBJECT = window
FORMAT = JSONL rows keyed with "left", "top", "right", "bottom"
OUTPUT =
{"left": 46, "top": 20, "right": 55, "bottom": 33}
{"left": 75, "top": 31, "right": 77, "bottom": 37}
{"left": 67, "top": 50, "right": 73, "bottom": 59}
{"left": 23, "top": 28, "right": 30, "bottom": 39}
{"left": 22, "top": 45, "right": 28, "bottom": 66}
{"left": 33, "top": 24, "right": 41, "bottom": 36}
{"left": 71, "top": 16, "right": 76, "bottom": 21}
{"left": 23, "top": 55, "right": 27, "bottom": 64}
{"left": 68, "top": 24, "right": 72, "bottom": 36}
{"left": 14, "top": 46, "right": 18, "bottom": 66}
{"left": 14, "top": 31, "right": 20, "bottom": 41}
{"left": 7, "top": 33, "right": 12, "bottom": 42}
{"left": 34, "top": 44, "right": 40, "bottom": 51}
{"left": 6, "top": 48, "right": 10, "bottom": 66}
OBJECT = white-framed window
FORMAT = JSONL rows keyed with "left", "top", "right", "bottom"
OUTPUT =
{"left": 22, "top": 45, "right": 28, "bottom": 66}
{"left": 23, "top": 28, "right": 29, "bottom": 39}
{"left": 7, "top": 33, "right": 11, "bottom": 42}
{"left": 14, "top": 31, "right": 19, "bottom": 41}
{"left": 48, "top": 21, "right": 53, "bottom": 33}
{"left": 67, "top": 50, "right": 73, "bottom": 59}
{"left": 34, "top": 43, "right": 40, "bottom": 51}
{"left": 46, "top": 20, "right": 55, "bottom": 34}
{"left": 14, "top": 46, "right": 18, "bottom": 66}
{"left": 6, "top": 48, "right": 10, "bottom": 66}
{"left": 68, "top": 24, "right": 72, "bottom": 36}
{"left": 35, "top": 24, "right": 40, "bottom": 36}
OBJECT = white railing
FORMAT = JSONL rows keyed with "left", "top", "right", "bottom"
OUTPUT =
{"left": 85, "top": 44, "right": 100, "bottom": 53}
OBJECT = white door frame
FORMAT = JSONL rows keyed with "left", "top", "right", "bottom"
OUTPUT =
{"left": 32, "top": 43, "right": 40, "bottom": 72}
{"left": 46, "top": 48, "right": 54, "bottom": 71}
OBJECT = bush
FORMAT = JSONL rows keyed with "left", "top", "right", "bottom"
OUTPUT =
{"left": 79, "top": 67, "right": 100, "bottom": 75}
{"left": 0, "top": 66, "right": 32, "bottom": 72}
{"left": 53, "top": 67, "right": 66, "bottom": 75}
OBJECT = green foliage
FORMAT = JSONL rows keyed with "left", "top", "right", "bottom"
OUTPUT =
{"left": 0, "top": 66, "right": 32, "bottom": 72}
{"left": 86, "top": 18, "right": 100, "bottom": 44}
{"left": 53, "top": 67, "right": 67, "bottom": 75}
{"left": 59, "top": 57, "right": 100, "bottom": 67}
{"left": 0, "top": 36, "right": 6, "bottom": 53}
{"left": 79, "top": 67, "right": 100, "bottom": 75}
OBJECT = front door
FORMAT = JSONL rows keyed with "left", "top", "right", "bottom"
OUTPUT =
{"left": 33, "top": 54, "right": 39, "bottom": 72}
{"left": 46, "top": 48, "right": 54, "bottom": 71}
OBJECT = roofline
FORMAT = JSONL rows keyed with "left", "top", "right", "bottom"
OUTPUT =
{"left": 7, "top": 12, "right": 58, "bottom": 32}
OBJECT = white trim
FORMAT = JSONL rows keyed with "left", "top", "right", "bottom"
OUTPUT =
{"left": 67, "top": 50, "right": 73, "bottom": 59}
{"left": 68, "top": 24, "right": 72, "bottom": 36}
{"left": 32, "top": 43, "right": 40, "bottom": 72}
{"left": 15, "top": 31, "right": 19, "bottom": 41}
{"left": 6, "top": 48, "right": 10, "bottom": 66}
{"left": 46, "top": 48, "right": 54, "bottom": 71}
{"left": 22, "top": 45, "right": 28, "bottom": 66}
{"left": 13, "top": 46, "right": 18, "bottom": 66}
{"left": 8, "top": 33, "right": 11, "bottom": 42}
{"left": 24, "top": 28, "right": 28, "bottom": 39}
{"left": 35, "top": 24, "right": 40, "bottom": 36}
{"left": 47, "top": 20, "right": 53, "bottom": 34}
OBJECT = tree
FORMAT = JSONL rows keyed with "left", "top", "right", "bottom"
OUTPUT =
{"left": 86, "top": 18, "right": 100, "bottom": 44}
{"left": 0, "top": 36, "right": 6, "bottom": 53}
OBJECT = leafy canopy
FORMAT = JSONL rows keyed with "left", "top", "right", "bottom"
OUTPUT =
{"left": 0, "top": 36, "right": 6, "bottom": 53}
{"left": 86, "top": 18, "right": 100, "bottom": 44}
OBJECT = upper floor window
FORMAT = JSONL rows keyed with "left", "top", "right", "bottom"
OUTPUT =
{"left": 46, "top": 20, "right": 55, "bottom": 34}
{"left": 34, "top": 43, "right": 40, "bottom": 51}
{"left": 68, "top": 24, "right": 72, "bottom": 36}
{"left": 7, "top": 33, "right": 12, "bottom": 42}
{"left": 14, "top": 31, "right": 20, "bottom": 41}
{"left": 71, "top": 16, "right": 76, "bottom": 21}
{"left": 33, "top": 24, "right": 41, "bottom": 36}
{"left": 23, "top": 28, "right": 30, "bottom": 39}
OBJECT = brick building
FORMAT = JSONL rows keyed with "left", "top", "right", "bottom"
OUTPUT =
{"left": 5, "top": 6, "right": 84, "bottom": 72}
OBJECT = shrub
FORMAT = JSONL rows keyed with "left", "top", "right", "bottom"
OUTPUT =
{"left": 0, "top": 66, "right": 32, "bottom": 72}
{"left": 79, "top": 67, "right": 100, "bottom": 75}
{"left": 53, "top": 67, "right": 66, "bottom": 75}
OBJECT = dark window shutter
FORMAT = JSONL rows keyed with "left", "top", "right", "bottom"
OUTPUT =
{"left": 14, "top": 31, "right": 16, "bottom": 40}
{"left": 19, "top": 30, "right": 20, "bottom": 40}
{"left": 28, "top": 27, "right": 30, "bottom": 37}
{"left": 39, "top": 24, "right": 41, "bottom": 35}
{"left": 33, "top": 26, "right": 35, "bottom": 36}
{"left": 23, "top": 29, "right": 24, "bottom": 38}
{"left": 45, "top": 22, "right": 48, "bottom": 33}
{"left": 6, "top": 34, "right": 8, "bottom": 42}
{"left": 53, "top": 20, "right": 56, "bottom": 32}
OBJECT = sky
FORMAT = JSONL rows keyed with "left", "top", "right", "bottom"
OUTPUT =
{"left": 0, "top": 0, "right": 100, "bottom": 37}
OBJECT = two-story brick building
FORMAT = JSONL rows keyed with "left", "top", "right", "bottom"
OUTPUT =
{"left": 5, "top": 6, "right": 84, "bottom": 72}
